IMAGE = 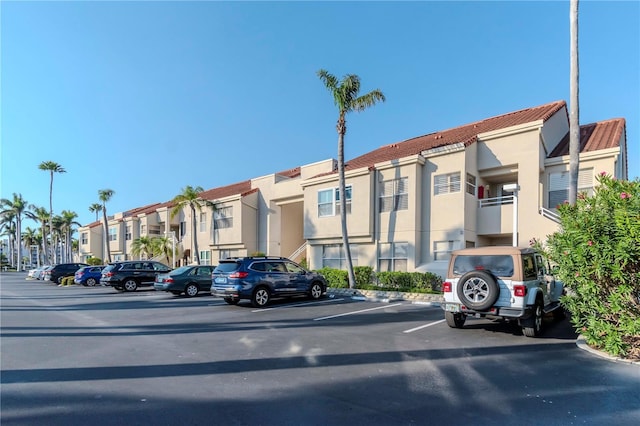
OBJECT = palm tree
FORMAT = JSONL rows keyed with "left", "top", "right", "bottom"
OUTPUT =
{"left": 22, "top": 227, "right": 39, "bottom": 265}
{"left": 1, "top": 193, "right": 30, "bottom": 271}
{"left": 152, "top": 236, "right": 173, "bottom": 266}
{"left": 0, "top": 211, "right": 17, "bottom": 268}
{"left": 51, "top": 214, "right": 64, "bottom": 264}
{"left": 317, "top": 69, "right": 385, "bottom": 288}
{"left": 26, "top": 206, "right": 50, "bottom": 267}
{"left": 38, "top": 161, "right": 66, "bottom": 262}
{"left": 170, "top": 186, "right": 215, "bottom": 265}
{"left": 59, "top": 210, "right": 81, "bottom": 263}
{"left": 568, "top": 0, "right": 580, "bottom": 205}
{"left": 131, "top": 236, "right": 156, "bottom": 260}
{"left": 98, "top": 189, "right": 115, "bottom": 263}
{"left": 88, "top": 203, "right": 103, "bottom": 222}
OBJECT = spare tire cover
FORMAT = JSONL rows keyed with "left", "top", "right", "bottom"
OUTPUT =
{"left": 456, "top": 270, "right": 500, "bottom": 311}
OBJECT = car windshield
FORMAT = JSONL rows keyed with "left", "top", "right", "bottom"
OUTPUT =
{"left": 453, "top": 255, "right": 514, "bottom": 277}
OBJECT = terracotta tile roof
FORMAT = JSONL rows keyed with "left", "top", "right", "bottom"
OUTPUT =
{"left": 340, "top": 100, "right": 567, "bottom": 173}
{"left": 123, "top": 202, "right": 163, "bottom": 218}
{"left": 549, "top": 118, "right": 626, "bottom": 157}
{"left": 275, "top": 166, "right": 301, "bottom": 178}
{"left": 198, "top": 180, "right": 253, "bottom": 201}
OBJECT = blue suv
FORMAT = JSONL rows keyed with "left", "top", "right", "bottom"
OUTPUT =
{"left": 211, "top": 256, "right": 327, "bottom": 307}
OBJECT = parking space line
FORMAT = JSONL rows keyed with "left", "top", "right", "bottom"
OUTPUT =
{"left": 252, "top": 297, "right": 345, "bottom": 313}
{"left": 403, "top": 318, "right": 446, "bottom": 333}
{"left": 313, "top": 303, "right": 403, "bottom": 321}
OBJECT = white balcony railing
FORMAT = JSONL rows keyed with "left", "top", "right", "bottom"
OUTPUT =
{"left": 478, "top": 195, "right": 514, "bottom": 208}
{"left": 539, "top": 206, "right": 561, "bottom": 224}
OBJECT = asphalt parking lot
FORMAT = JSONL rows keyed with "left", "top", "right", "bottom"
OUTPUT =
{"left": 2, "top": 272, "right": 639, "bottom": 425}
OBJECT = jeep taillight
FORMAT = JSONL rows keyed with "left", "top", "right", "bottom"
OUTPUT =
{"left": 514, "top": 285, "right": 526, "bottom": 297}
{"left": 443, "top": 282, "right": 452, "bottom": 292}
{"left": 229, "top": 271, "right": 248, "bottom": 279}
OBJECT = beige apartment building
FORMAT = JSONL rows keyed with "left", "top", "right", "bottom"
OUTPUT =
{"left": 78, "top": 100, "right": 628, "bottom": 278}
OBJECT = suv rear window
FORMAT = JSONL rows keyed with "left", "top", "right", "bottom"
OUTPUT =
{"left": 102, "top": 264, "right": 117, "bottom": 273}
{"left": 453, "top": 255, "right": 514, "bottom": 277}
{"left": 214, "top": 262, "right": 241, "bottom": 274}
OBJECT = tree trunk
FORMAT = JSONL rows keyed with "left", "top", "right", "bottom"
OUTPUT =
{"left": 337, "top": 114, "right": 356, "bottom": 289}
{"left": 191, "top": 205, "right": 200, "bottom": 265}
{"left": 569, "top": 0, "right": 580, "bottom": 204}
{"left": 48, "top": 172, "right": 54, "bottom": 264}
{"left": 102, "top": 208, "right": 112, "bottom": 263}
{"left": 16, "top": 217, "right": 22, "bottom": 271}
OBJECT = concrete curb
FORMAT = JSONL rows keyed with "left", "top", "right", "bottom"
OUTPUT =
{"left": 575, "top": 335, "right": 640, "bottom": 366}
{"left": 327, "top": 288, "right": 443, "bottom": 306}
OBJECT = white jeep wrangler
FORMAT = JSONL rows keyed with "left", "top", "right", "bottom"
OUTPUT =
{"left": 441, "top": 246, "right": 565, "bottom": 337}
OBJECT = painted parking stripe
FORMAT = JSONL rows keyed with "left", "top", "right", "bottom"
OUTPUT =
{"left": 403, "top": 318, "right": 446, "bottom": 333}
{"left": 252, "top": 297, "right": 345, "bottom": 313}
{"left": 313, "top": 303, "right": 403, "bottom": 321}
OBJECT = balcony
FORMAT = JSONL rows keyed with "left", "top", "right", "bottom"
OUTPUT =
{"left": 477, "top": 196, "right": 514, "bottom": 235}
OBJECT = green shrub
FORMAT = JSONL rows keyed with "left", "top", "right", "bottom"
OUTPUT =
{"left": 87, "top": 258, "right": 102, "bottom": 266}
{"left": 317, "top": 267, "right": 349, "bottom": 288}
{"left": 544, "top": 173, "right": 640, "bottom": 360}
{"left": 299, "top": 257, "right": 308, "bottom": 269}
{"left": 354, "top": 266, "right": 374, "bottom": 288}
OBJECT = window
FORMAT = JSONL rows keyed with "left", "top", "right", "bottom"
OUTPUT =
{"left": 318, "top": 186, "right": 352, "bottom": 217}
{"left": 522, "top": 254, "right": 537, "bottom": 281}
{"left": 214, "top": 206, "right": 233, "bottom": 229}
{"left": 179, "top": 221, "right": 187, "bottom": 238}
{"left": 108, "top": 227, "right": 117, "bottom": 241}
{"left": 220, "top": 249, "right": 239, "bottom": 260}
{"left": 149, "top": 225, "right": 161, "bottom": 235}
{"left": 113, "top": 254, "right": 124, "bottom": 262}
{"left": 140, "top": 224, "right": 146, "bottom": 235}
{"left": 81, "top": 232, "right": 88, "bottom": 244}
{"left": 378, "top": 242, "right": 408, "bottom": 272}
{"left": 199, "top": 250, "right": 211, "bottom": 265}
{"left": 466, "top": 173, "right": 476, "bottom": 195}
{"left": 549, "top": 169, "right": 593, "bottom": 208}
{"left": 199, "top": 212, "right": 207, "bottom": 232}
{"left": 322, "top": 244, "right": 358, "bottom": 269}
{"left": 434, "top": 172, "right": 461, "bottom": 195}
{"left": 433, "top": 240, "right": 455, "bottom": 261}
{"left": 380, "top": 177, "right": 408, "bottom": 212}
{"left": 125, "top": 226, "right": 132, "bottom": 241}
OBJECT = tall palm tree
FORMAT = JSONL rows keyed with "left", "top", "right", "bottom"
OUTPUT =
{"left": 170, "top": 186, "right": 215, "bottom": 265}
{"left": 22, "top": 227, "right": 39, "bottom": 265}
{"left": 131, "top": 236, "right": 156, "bottom": 260}
{"left": 59, "top": 210, "right": 81, "bottom": 263}
{"left": 0, "top": 211, "right": 17, "bottom": 268}
{"left": 0, "top": 193, "right": 29, "bottom": 271}
{"left": 38, "top": 161, "right": 66, "bottom": 262}
{"left": 317, "top": 69, "right": 385, "bottom": 288}
{"left": 152, "top": 236, "right": 173, "bottom": 266}
{"left": 568, "top": 0, "right": 580, "bottom": 204}
{"left": 26, "top": 206, "right": 50, "bottom": 267}
{"left": 51, "top": 214, "right": 64, "bottom": 264}
{"left": 98, "top": 189, "right": 115, "bottom": 263}
{"left": 88, "top": 203, "right": 103, "bottom": 222}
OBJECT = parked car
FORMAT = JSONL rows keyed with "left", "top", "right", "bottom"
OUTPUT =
{"left": 27, "top": 267, "right": 41, "bottom": 279}
{"left": 154, "top": 265, "right": 215, "bottom": 297}
{"left": 44, "top": 263, "right": 90, "bottom": 284}
{"left": 74, "top": 265, "right": 105, "bottom": 286}
{"left": 36, "top": 265, "right": 53, "bottom": 280}
{"left": 441, "top": 246, "right": 565, "bottom": 337}
{"left": 211, "top": 256, "right": 327, "bottom": 307}
{"left": 100, "top": 261, "right": 172, "bottom": 292}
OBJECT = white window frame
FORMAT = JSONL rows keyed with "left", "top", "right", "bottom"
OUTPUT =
{"left": 179, "top": 221, "right": 187, "bottom": 238}
{"left": 549, "top": 168, "right": 593, "bottom": 209}
{"left": 378, "top": 242, "right": 408, "bottom": 272}
{"left": 214, "top": 206, "right": 233, "bottom": 229}
{"left": 318, "top": 185, "right": 352, "bottom": 217}
{"left": 219, "top": 249, "right": 239, "bottom": 260}
{"left": 322, "top": 244, "right": 358, "bottom": 269}
{"left": 433, "top": 240, "right": 455, "bottom": 261}
{"left": 434, "top": 172, "right": 461, "bottom": 195}
{"left": 380, "top": 177, "right": 408, "bottom": 212}
{"left": 108, "top": 227, "right": 117, "bottom": 242}
{"left": 125, "top": 225, "right": 132, "bottom": 241}
{"left": 81, "top": 232, "right": 88, "bottom": 245}
{"left": 466, "top": 173, "right": 476, "bottom": 195}
{"left": 199, "top": 212, "right": 207, "bottom": 232}
{"left": 140, "top": 224, "right": 146, "bottom": 235}
{"left": 199, "top": 250, "right": 211, "bottom": 265}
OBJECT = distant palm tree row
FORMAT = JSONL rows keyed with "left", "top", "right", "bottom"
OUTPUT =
{"left": 0, "top": 161, "right": 115, "bottom": 271}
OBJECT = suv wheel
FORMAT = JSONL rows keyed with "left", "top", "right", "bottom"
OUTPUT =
{"left": 309, "top": 283, "right": 323, "bottom": 300}
{"left": 86, "top": 278, "right": 97, "bottom": 286}
{"left": 445, "top": 312, "right": 466, "bottom": 328}
{"left": 522, "top": 299, "right": 544, "bottom": 337}
{"left": 252, "top": 287, "right": 270, "bottom": 308}
{"left": 456, "top": 271, "right": 500, "bottom": 311}
{"left": 123, "top": 279, "right": 138, "bottom": 292}
{"left": 185, "top": 283, "right": 199, "bottom": 297}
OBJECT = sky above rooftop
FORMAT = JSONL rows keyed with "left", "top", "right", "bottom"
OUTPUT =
{"left": 2, "top": 0, "right": 638, "bottom": 230}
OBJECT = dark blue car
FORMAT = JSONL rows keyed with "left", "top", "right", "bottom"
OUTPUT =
{"left": 74, "top": 266, "right": 105, "bottom": 286}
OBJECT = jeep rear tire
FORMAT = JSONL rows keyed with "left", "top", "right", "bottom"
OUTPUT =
{"left": 522, "top": 299, "right": 544, "bottom": 337}
{"left": 456, "top": 270, "right": 500, "bottom": 311}
{"left": 445, "top": 312, "right": 466, "bottom": 328}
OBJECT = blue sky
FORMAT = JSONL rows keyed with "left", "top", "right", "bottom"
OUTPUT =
{"left": 2, "top": 1, "right": 638, "bottom": 230}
